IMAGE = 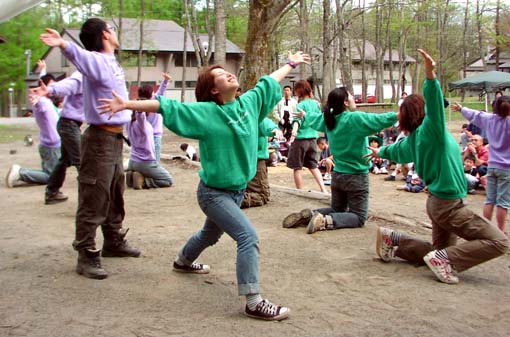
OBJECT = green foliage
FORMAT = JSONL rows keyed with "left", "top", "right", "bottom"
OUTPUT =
{"left": 0, "top": 125, "right": 31, "bottom": 143}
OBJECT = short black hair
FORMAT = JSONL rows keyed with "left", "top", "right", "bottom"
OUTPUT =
{"left": 138, "top": 85, "right": 153, "bottom": 100}
{"left": 79, "top": 18, "right": 107, "bottom": 52}
{"left": 40, "top": 74, "right": 56, "bottom": 86}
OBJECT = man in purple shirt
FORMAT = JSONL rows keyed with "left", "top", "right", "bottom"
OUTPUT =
{"left": 32, "top": 71, "right": 84, "bottom": 205}
{"left": 40, "top": 18, "right": 140, "bottom": 280}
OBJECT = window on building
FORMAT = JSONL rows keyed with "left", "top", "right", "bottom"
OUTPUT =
{"left": 174, "top": 81, "right": 197, "bottom": 88}
{"left": 123, "top": 51, "right": 157, "bottom": 67}
{"left": 174, "top": 53, "right": 199, "bottom": 67}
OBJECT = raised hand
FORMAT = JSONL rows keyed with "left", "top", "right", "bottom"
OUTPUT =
{"left": 29, "top": 93, "right": 40, "bottom": 105}
{"left": 287, "top": 50, "right": 311, "bottom": 66}
{"left": 417, "top": 49, "right": 436, "bottom": 80}
{"left": 36, "top": 60, "right": 46, "bottom": 72}
{"left": 30, "top": 80, "right": 49, "bottom": 97}
{"left": 97, "top": 91, "right": 126, "bottom": 120}
{"left": 40, "top": 28, "right": 66, "bottom": 49}
{"left": 451, "top": 102, "right": 463, "bottom": 112}
{"left": 162, "top": 72, "right": 172, "bottom": 82}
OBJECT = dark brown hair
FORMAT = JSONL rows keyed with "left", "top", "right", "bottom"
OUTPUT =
{"left": 399, "top": 94, "right": 425, "bottom": 133}
{"left": 294, "top": 80, "right": 312, "bottom": 100}
{"left": 138, "top": 84, "right": 153, "bottom": 100}
{"left": 195, "top": 64, "right": 225, "bottom": 105}
{"left": 494, "top": 96, "right": 510, "bottom": 118}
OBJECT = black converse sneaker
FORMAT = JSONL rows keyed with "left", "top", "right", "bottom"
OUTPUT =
{"left": 173, "top": 261, "right": 210, "bottom": 274}
{"left": 244, "top": 299, "right": 290, "bottom": 321}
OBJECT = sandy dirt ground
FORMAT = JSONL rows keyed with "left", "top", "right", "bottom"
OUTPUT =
{"left": 1, "top": 118, "right": 509, "bottom": 337}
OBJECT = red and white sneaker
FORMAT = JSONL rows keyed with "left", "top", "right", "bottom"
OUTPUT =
{"left": 423, "top": 251, "right": 459, "bottom": 284}
{"left": 376, "top": 226, "right": 395, "bottom": 262}
{"left": 244, "top": 299, "right": 290, "bottom": 321}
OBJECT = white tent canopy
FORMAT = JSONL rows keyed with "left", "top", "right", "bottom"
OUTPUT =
{"left": 0, "top": 0, "right": 45, "bottom": 24}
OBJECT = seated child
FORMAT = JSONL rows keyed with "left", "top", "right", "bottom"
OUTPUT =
{"left": 397, "top": 173, "right": 425, "bottom": 193}
{"left": 180, "top": 143, "right": 199, "bottom": 161}
{"left": 368, "top": 136, "right": 388, "bottom": 174}
{"left": 267, "top": 136, "right": 284, "bottom": 166}
{"left": 317, "top": 137, "right": 334, "bottom": 181}
{"left": 464, "top": 154, "right": 480, "bottom": 194}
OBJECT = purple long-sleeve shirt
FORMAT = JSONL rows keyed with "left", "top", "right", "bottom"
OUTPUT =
{"left": 33, "top": 96, "right": 60, "bottom": 148}
{"left": 127, "top": 112, "right": 156, "bottom": 162}
{"left": 62, "top": 42, "right": 130, "bottom": 126}
{"left": 461, "top": 107, "right": 510, "bottom": 170}
{"left": 146, "top": 79, "right": 168, "bottom": 137}
{"left": 48, "top": 71, "right": 84, "bottom": 123}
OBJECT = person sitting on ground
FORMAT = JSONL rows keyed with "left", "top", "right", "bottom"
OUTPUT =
{"left": 241, "top": 118, "right": 282, "bottom": 208}
{"left": 460, "top": 121, "right": 482, "bottom": 150}
{"left": 126, "top": 84, "right": 173, "bottom": 190}
{"left": 282, "top": 86, "right": 398, "bottom": 234}
{"left": 367, "top": 49, "right": 508, "bottom": 285}
{"left": 97, "top": 51, "right": 311, "bottom": 321}
{"left": 463, "top": 154, "right": 481, "bottom": 194}
{"left": 397, "top": 173, "right": 425, "bottom": 193}
{"left": 180, "top": 143, "right": 199, "bottom": 161}
{"left": 462, "top": 134, "right": 488, "bottom": 177}
{"left": 368, "top": 136, "right": 388, "bottom": 174}
{"left": 316, "top": 136, "right": 334, "bottom": 181}
{"left": 6, "top": 74, "right": 60, "bottom": 188}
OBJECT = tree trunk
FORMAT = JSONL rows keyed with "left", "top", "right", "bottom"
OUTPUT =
{"left": 243, "top": 0, "right": 295, "bottom": 90}
{"left": 361, "top": 0, "right": 367, "bottom": 102}
{"left": 181, "top": 4, "right": 188, "bottom": 102}
{"left": 322, "top": 0, "right": 334, "bottom": 102}
{"left": 117, "top": 0, "right": 123, "bottom": 64}
{"left": 214, "top": 0, "right": 227, "bottom": 65}
{"left": 335, "top": 0, "right": 353, "bottom": 95}
{"left": 136, "top": 0, "right": 145, "bottom": 87}
{"left": 374, "top": 0, "right": 384, "bottom": 103}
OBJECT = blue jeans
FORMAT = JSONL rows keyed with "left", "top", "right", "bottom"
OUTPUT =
{"left": 19, "top": 144, "right": 60, "bottom": 185}
{"left": 154, "top": 135, "right": 162, "bottom": 164}
{"left": 46, "top": 118, "right": 82, "bottom": 195}
{"left": 127, "top": 160, "right": 173, "bottom": 188}
{"left": 315, "top": 172, "right": 369, "bottom": 228}
{"left": 178, "top": 180, "right": 260, "bottom": 295}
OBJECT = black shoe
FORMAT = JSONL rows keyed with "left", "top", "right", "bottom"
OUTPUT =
{"left": 76, "top": 249, "right": 108, "bottom": 280}
{"left": 244, "top": 299, "right": 290, "bottom": 321}
{"left": 102, "top": 228, "right": 141, "bottom": 257}
{"left": 173, "top": 261, "right": 210, "bottom": 274}
{"left": 45, "top": 191, "right": 69, "bottom": 205}
{"left": 384, "top": 175, "right": 396, "bottom": 181}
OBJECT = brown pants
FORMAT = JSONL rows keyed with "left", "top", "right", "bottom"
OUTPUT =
{"left": 73, "top": 125, "right": 126, "bottom": 251}
{"left": 395, "top": 195, "right": 509, "bottom": 272}
{"left": 241, "top": 160, "right": 269, "bottom": 209}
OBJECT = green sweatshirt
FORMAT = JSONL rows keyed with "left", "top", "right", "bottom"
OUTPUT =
{"left": 294, "top": 99, "right": 321, "bottom": 139}
{"left": 157, "top": 76, "right": 281, "bottom": 190}
{"left": 378, "top": 79, "right": 466, "bottom": 199}
{"left": 257, "top": 118, "right": 278, "bottom": 160}
{"left": 306, "top": 109, "right": 397, "bottom": 174}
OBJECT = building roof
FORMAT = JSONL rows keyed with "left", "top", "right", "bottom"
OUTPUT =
{"left": 64, "top": 18, "right": 243, "bottom": 54}
{"left": 350, "top": 40, "right": 416, "bottom": 63}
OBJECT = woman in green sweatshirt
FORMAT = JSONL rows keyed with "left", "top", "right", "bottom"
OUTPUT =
{"left": 98, "top": 51, "right": 310, "bottom": 321}
{"left": 368, "top": 49, "right": 508, "bottom": 284}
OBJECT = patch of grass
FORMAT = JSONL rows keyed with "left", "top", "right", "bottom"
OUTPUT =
{"left": 0, "top": 125, "right": 33, "bottom": 143}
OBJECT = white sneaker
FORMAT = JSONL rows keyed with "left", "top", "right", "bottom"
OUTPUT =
{"left": 423, "top": 251, "right": 459, "bottom": 284}
{"left": 373, "top": 167, "right": 381, "bottom": 174}
{"left": 5, "top": 164, "right": 21, "bottom": 188}
{"left": 323, "top": 172, "right": 331, "bottom": 181}
{"left": 380, "top": 167, "right": 388, "bottom": 174}
{"left": 376, "top": 226, "right": 395, "bottom": 262}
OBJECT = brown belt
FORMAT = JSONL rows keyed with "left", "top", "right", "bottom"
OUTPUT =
{"left": 95, "top": 124, "right": 123, "bottom": 133}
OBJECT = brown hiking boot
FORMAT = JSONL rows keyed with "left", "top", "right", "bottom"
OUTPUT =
{"left": 76, "top": 249, "right": 108, "bottom": 279}
{"left": 45, "top": 191, "right": 68, "bottom": 205}
{"left": 102, "top": 228, "right": 141, "bottom": 257}
{"left": 282, "top": 209, "right": 313, "bottom": 228}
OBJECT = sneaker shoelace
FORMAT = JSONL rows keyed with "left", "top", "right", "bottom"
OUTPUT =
{"left": 189, "top": 262, "right": 203, "bottom": 270}
{"left": 256, "top": 300, "right": 279, "bottom": 316}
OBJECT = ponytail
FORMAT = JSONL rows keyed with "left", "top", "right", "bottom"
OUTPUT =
{"left": 323, "top": 87, "right": 349, "bottom": 130}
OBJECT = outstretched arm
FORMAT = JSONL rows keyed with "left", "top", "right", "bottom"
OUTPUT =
{"left": 417, "top": 48, "right": 435, "bottom": 80}
{"left": 98, "top": 91, "right": 160, "bottom": 119}
{"left": 269, "top": 51, "right": 311, "bottom": 83}
{"left": 40, "top": 28, "right": 67, "bottom": 49}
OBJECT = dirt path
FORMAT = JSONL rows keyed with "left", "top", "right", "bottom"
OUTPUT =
{"left": 0, "top": 120, "right": 509, "bottom": 337}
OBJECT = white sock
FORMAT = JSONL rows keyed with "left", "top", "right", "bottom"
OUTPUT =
{"left": 246, "top": 294, "right": 263, "bottom": 310}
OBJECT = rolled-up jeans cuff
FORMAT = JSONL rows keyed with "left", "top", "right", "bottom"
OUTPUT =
{"left": 177, "top": 248, "right": 193, "bottom": 266}
{"left": 238, "top": 283, "right": 260, "bottom": 296}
